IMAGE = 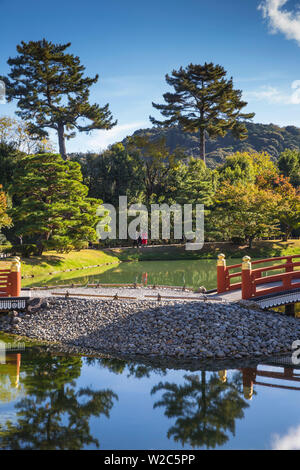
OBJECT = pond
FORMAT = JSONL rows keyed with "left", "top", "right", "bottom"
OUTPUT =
{"left": 0, "top": 336, "right": 299, "bottom": 450}
{"left": 23, "top": 259, "right": 226, "bottom": 290}
{"left": 23, "top": 257, "right": 290, "bottom": 291}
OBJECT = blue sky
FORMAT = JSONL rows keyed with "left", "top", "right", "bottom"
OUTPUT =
{"left": 1, "top": 0, "right": 300, "bottom": 152}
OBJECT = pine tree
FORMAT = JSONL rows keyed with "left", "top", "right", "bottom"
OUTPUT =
{"left": 10, "top": 153, "right": 104, "bottom": 255}
{"left": 150, "top": 63, "right": 255, "bottom": 164}
{"left": 1, "top": 39, "right": 116, "bottom": 159}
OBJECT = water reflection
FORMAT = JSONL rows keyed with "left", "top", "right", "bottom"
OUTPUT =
{"left": 0, "top": 347, "right": 299, "bottom": 449}
{"left": 23, "top": 259, "right": 220, "bottom": 290}
{"left": 0, "top": 351, "right": 117, "bottom": 449}
{"left": 151, "top": 371, "right": 249, "bottom": 448}
{"left": 0, "top": 354, "right": 22, "bottom": 404}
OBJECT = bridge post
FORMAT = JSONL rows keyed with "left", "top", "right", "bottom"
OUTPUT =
{"left": 242, "top": 256, "right": 252, "bottom": 299}
{"left": 285, "top": 303, "right": 295, "bottom": 317}
{"left": 217, "top": 254, "right": 227, "bottom": 293}
{"left": 7, "top": 257, "right": 21, "bottom": 297}
{"left": 286, "top": 256, "right": 293, "bottom": 273}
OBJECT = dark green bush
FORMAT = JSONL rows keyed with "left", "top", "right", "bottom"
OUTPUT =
{"left": 5, "top": 244, "right": 39, "bottom": 257}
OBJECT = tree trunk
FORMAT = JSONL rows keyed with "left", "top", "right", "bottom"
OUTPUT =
{"left": 200, "top": 128, "right": 206, "bottom": 165}
{"left": 248, "top": 236, "right": 254, "bottom": 249}
{"left": 57, "top": 123, "right": 67, "bottom": 160}
{"left": 282, "top": 229, "right": 290, "bottom": 242}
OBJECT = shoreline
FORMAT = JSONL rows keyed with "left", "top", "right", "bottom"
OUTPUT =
{"left": 0, "top": 293, "right": 299, "bottom": 361}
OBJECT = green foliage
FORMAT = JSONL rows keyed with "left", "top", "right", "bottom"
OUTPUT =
{"left": 9, "top": 153, "right": 103, "bottom": 255}
{"left": 150, "top": 62, "right": 254, "bottom": 162}
{"left": 2, "top": 39, "right": 116, "bottom": 158}
{"left": 72, "top": 143, "right": 145, "bottom": 206}
{"left": 0, "top": 142, "right": 24, "bottom": 191}
{"left": 210, "top": 181, "right": 281, "bottom": 247}
{"left": 177, "top": 158, "right": 216, "bottom": 207}
{"left": 6, "top": 244, "right": 39, "bottom": 257}
{"left": 0, "top": 351, "right": 117, "bottom": 449}
{"left": 151, "top": 371, "right": 249, "bottom": 449}
{"left": 0, "top": 185, "right": 11, "bottom": 230}
{"left": 130, "top": 122, "right": 300, "bottom": 169}
{"left": 218, "top": 152, "right": 256, "bottom": 184}
{"left": 278, "top": 148, "right": 300, "bottom": 187}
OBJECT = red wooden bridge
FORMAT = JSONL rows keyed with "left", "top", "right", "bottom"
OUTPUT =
{"left": 219, "top": 365, "right": 300, "bottom": 400}
{"left": 0, "top": 257, "right": 21, "bottom": 298}
{"left": 216, "top": 254, "right": 300, "bottom": 309}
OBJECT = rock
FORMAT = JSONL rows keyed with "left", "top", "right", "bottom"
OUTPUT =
{"left": 5, "top": 293, "right": 299, "bottom": 361}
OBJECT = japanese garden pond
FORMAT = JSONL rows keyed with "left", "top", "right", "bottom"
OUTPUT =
{"left": 22, "top": 259, "right": 236, "bottom": 290}
{"left": 0, "top": 335, "right": 299, "bottom": 450}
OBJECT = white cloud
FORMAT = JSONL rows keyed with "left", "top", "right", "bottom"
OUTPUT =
{"left": 80, "top": 121, "right": 149, "bottom": 151}
{"left": 259, "top": 0, "right": 300, "bottom": 46}
{"left": 245, "top": 80, "right": 300, "bottom": 104}
{"left": 271, "top": 424, "right": 300, "bottom": 450}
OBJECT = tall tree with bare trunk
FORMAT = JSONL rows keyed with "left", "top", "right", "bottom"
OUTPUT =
{"left": 150, "top": 63, "right": 254, "bottom": 164}
{"left": 1, "top": 39, "right": 116, "bottom": 159}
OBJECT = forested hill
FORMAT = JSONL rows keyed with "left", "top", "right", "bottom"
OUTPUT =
{"left": 128, "top": 122, "right": 300, "bottom": 167}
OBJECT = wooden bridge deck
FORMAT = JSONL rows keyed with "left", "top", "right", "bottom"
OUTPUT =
{"left": 211, "top": 276, "right": 300, "bottom": 307}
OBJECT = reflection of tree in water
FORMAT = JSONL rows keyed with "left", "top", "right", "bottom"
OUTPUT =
{"left": 0, "top": 352, "right": 117, "bottom": 450}
{"left": 151, "top": 371, "right": 249, "bottom": 449}
{"left": 85, "top": 356, "right": 167, "bottom": 379}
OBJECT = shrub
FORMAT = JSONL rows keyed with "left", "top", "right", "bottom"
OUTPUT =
{"left": 72, "top": 240, "right": 89, "bottom": 251}
{"left": 5, "top": 244, "right": 39, "bottom": 257}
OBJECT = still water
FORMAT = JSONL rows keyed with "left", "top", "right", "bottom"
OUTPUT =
{"left": 24, "top": 259, "right": 226, "bottom": 290}
{"left": 23, "top": 258, "right": 286, "bottom": 291}
{"left": 0, "top": 338, "right": 299, "bottom": 450}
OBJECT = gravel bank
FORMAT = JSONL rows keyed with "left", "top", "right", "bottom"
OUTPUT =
{"left": 0, "top": 296, "right": 299, "bottom": 360}
{"left": 23, "top": 285, "right": 206, "bottom": 300}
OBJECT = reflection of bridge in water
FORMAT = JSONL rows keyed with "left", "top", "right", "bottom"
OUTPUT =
{"left": 219, "top": 363, "right": 300, "bottom": 400}
{"left": 215, "top": 254, "right": 300, "bottom": 314}
{"left": 0, "top": 353, "right": 21, "bottom": 404}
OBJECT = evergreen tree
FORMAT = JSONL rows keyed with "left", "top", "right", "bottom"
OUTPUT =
{"left": 10, "top": 153, "right": 103, "bottom": 255}
{"left": 1, "top": 39, "right": 116, "bottom": 159}
{"left": 150, "top": 63, "right": 255, "bottom": 163}
{"left": 0, "top": 143, "right": 24, "bottom": 192}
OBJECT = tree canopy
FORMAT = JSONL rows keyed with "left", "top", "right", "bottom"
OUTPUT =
{"left": 10, "top": 153, "right": 103, "bottom": 254}
{"left": 1, "top": 39, "right": 116, "bottom": 159}
{"left": 150, "top": 63, "right": 255, "bottom": 163}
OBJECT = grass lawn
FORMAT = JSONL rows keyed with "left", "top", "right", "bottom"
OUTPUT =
{"left": 20, "top": 249, "right": 119, "bottom": 277}
{"left": 108, "top": 240, "right": 300, "bottom": 261}
{"left": 2, "top": 241, "right": 299, "bottom": 284}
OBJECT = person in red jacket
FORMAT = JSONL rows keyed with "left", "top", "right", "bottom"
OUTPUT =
{"left": 141, "top": 232, "right": 148, "bottom": 245}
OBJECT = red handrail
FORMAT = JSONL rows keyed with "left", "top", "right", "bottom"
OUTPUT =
{"left": 0, "top": 258, "right": 21, "bottom": 297}
{"left": 217, "top": 253, "right": 300, "bottom": 299}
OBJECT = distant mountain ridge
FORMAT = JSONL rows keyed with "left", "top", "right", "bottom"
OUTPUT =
{"left": 127, "top": 122, "right": 300, "bottom": 167}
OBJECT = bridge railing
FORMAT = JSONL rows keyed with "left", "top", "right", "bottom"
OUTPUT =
{"left": 217, "top": 253, "right": 300, "bottom": 299}
{"left": 0, "top": 257, "right": 21, "bottom": 297}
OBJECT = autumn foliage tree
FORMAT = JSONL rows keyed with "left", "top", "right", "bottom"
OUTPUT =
{"left": 211, "top": 182, "right": 280, "bottom": 248}
{"left": 0, "top": 186, "right": 11, "bottom": 230}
